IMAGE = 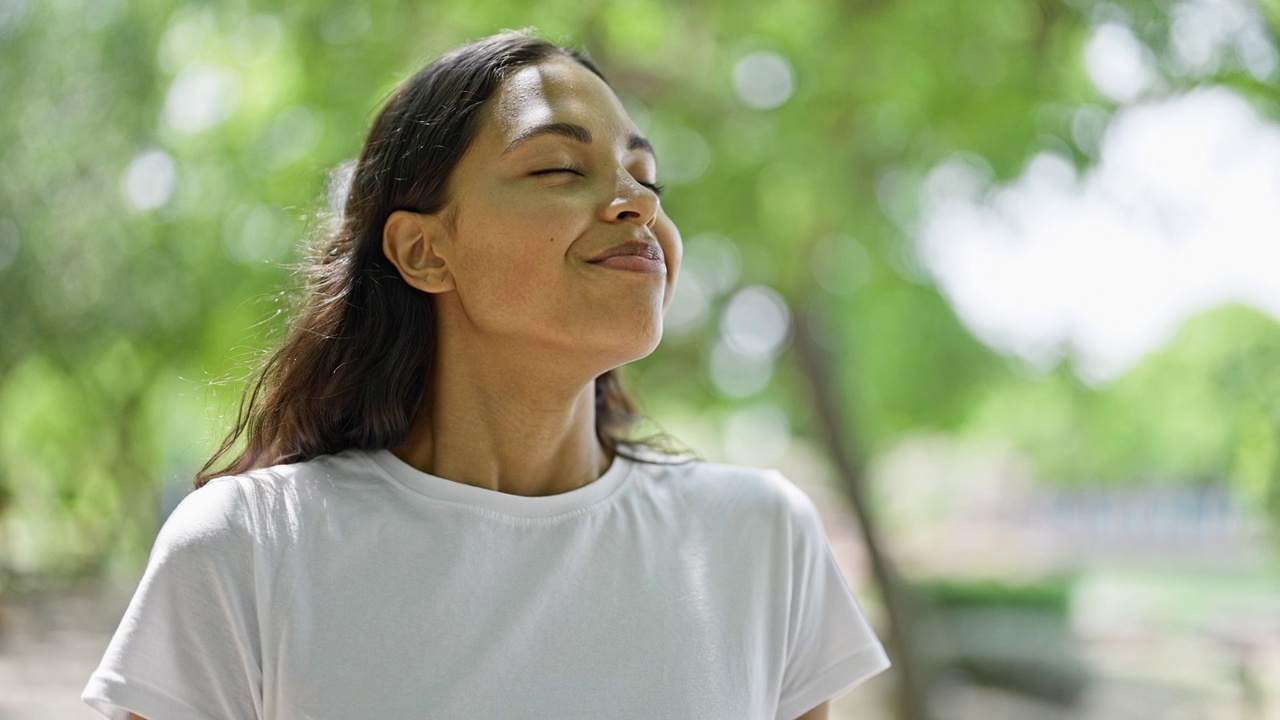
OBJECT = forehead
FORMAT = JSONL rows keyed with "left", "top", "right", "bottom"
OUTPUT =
{"left": 484, "top": 56, "right": 639, "bottom": 143}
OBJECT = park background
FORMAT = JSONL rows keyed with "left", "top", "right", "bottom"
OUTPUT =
{"left": 2, "top": 0, "right": 1279, "bottom": 717}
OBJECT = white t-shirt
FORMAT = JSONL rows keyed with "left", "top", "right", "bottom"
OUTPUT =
{"left": 84, "top": 449, "right": 889, "bottom": 720}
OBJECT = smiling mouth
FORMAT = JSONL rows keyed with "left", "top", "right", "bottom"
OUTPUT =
{"left": 587, "top": 240, "right": 666, "bottom": 276}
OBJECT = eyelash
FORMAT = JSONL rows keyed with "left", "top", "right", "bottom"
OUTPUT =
{"left": 532, "top": 167, "right": 585, "bottom": 177}
{"left": 532, "top": 168, "right": 665, "bottom": 197}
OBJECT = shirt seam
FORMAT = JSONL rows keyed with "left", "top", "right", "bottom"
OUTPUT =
{"left": 85, "top": 671, "right": 231, "bottom": 720}
{"left": 359, "top": 451, "right": 641, "bottom": 526}
{"left": 775, "top": 643, "right": 891, "bottom": 720}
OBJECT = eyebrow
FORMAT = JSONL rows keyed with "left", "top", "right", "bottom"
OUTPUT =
{"left": 502, "top": 121, "right": 656, "bottom": 158}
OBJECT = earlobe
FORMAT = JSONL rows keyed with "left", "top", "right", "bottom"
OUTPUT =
{"left": 383, "top": 210, "right": 455, "bottom": 294}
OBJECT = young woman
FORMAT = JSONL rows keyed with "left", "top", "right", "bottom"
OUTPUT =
{"left": 83, "top": 31, "right": 889, "bottom": 720}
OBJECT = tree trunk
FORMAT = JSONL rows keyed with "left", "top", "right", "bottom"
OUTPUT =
{"left": 791, "top": 301, "right": 932, "bottom": 720}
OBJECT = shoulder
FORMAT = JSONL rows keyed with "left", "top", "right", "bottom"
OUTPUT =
{"left": 638, "top": 455, "right": 814, "bottom": 506}
{"left": 156, "top": 476, "right": 250, "bottom": 552}
{"left": 136, "top": 477, "right": 257, "bottom": 594}
{"left": 220, "top": 449, "right": 382, "bottom": 513}
{"left": 228, "top": 449, "right": 373, "bottom": 495}
{"left": 632, "top": 456, "right": 822, "bottom": 529}
{"left": 163, "top": 450, "right": 379, "bottom": 551}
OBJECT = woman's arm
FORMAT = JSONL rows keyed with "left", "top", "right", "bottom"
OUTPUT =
{"left": 796, "top": 701, "right": 830, "bottom": 719}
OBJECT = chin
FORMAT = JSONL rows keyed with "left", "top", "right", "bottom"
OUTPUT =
{"left": 633, "top": 322, "right": 665, "bottom": 361}
{"left": 600, "top": 314, "right": 664, "bottom": 368}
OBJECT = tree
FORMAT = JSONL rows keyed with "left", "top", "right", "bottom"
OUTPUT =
{"left": 3, "top": 1, "right": 1277, "bottom": 717}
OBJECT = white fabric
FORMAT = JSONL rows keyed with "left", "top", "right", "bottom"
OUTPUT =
{"left": 84, "top": 449, "right": 889, "bottom": 720}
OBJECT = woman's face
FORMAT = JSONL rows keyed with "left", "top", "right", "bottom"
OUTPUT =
{"left": 435, "top": 55, "right": 682, "bottom": 369}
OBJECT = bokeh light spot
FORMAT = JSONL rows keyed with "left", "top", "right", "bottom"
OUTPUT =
{"left": 121, "top": 149, "right": 177, "bottom": 212}
{"left": 1085, "top": 23, "right": 1156, "bottom": 103}
{"left": 681, "top": 233, "right": 741, "bottom": 297}
{"left": 732, "top": 50, "right": 795, "bottom": 110}
{"left": 326, "top": 159, "right": 357, "bottom": 219}
{"left": 163, "top": 65, "right": 240, "bottom": 134}
{"left": 721, "top": 285, "right": 791, "bottom": 358}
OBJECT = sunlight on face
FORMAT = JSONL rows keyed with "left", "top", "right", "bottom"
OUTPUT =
{"left": 437, "top": 56, "right": 682, "bottom": 370}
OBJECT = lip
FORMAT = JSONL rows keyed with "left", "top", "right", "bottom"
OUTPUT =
{"left": 586, "top": 240, "right": 666, "bottom": 276}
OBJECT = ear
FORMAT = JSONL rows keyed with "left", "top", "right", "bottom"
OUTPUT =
{"left": 383, "top": 210, "right": 455, "bottom": 294}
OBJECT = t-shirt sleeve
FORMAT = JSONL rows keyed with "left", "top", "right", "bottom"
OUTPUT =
{"left": 82, "top": 477, "right": 262, "bottom": 720}
{"left": 773, "top": 475, "right": 891, "bottom": 720}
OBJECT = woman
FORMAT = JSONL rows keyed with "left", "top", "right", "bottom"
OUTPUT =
{"left": 83, "top": 30, "right": 889, "bottom": 720}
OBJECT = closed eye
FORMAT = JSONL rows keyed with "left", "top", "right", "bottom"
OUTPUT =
{"left": 532, "top": 168, "right": 664, "bottom": 197}
{"left": 532, "top": 167, "right": 584, "bottom": 177}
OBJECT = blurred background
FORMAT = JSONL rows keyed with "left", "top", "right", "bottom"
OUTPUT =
{"left": 2, "top": 0, "right": 1279, "bottom": 717}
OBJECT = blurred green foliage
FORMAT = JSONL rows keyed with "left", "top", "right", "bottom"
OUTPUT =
{"left": 914, "top": 577, "right": 1076, "bottom": 613}
{"left": 1, "top": 0, "right": 1278, "bottom": 573}
{"left": 963, "top": 306, "right": 1280, "bottom": 497}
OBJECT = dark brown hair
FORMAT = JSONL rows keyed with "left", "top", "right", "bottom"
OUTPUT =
{"left": 196, "top": 31, "right": 651, "bottom": 487}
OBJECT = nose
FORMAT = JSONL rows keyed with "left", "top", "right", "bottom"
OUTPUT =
{"left": 605, "top": 171, "right": 659, "bottom": 228}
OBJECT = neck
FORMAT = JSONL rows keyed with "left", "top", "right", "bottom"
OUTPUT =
{"left": 393, "top": 334, "right": 611, "bottom": 498}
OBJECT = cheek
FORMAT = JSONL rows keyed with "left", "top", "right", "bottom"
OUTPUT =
{"left": 655, "top": 211, "right": 683, "bottom": 310}
{"left": 451, "top": 201, "right": 579, "bottom": 308}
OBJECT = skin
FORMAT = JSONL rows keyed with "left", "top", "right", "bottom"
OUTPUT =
{"left": 383, "top": 55, "right": 682, "bottom": 497}
{"left": 799, "top": 703, "right": 831, "bottom": 719}
{"left": 124, "top": 56, "right": 832, "bottom": 720}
